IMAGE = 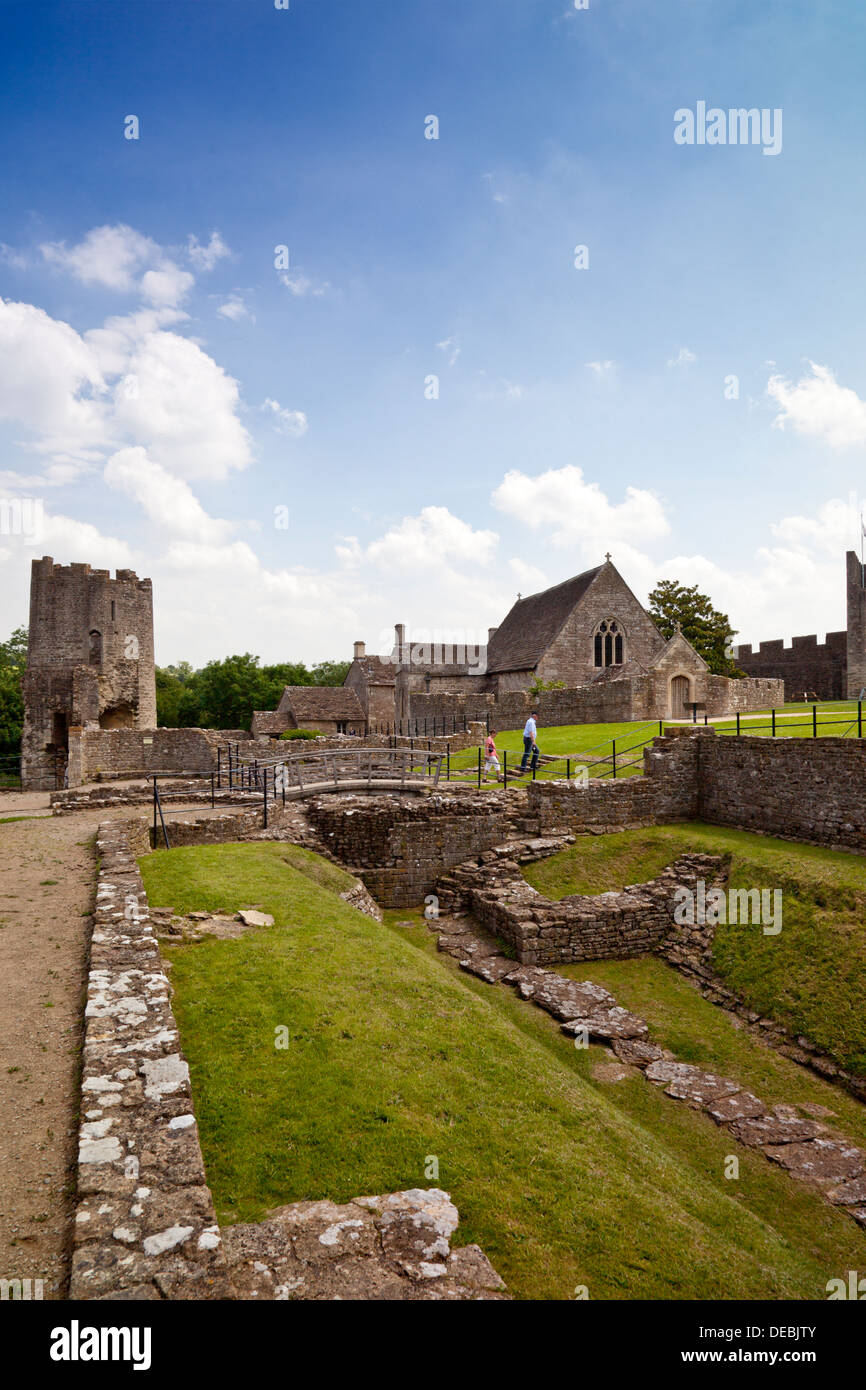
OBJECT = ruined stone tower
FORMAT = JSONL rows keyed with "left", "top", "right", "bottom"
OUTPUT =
{"left": 21, "top": 557, "right": 157, "bottom": 790}
{"left": 846, "top": 549, "right": 866, "bottom": 699}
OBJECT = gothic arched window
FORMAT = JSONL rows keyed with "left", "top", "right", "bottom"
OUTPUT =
{"left": 593, "top": 619, "right": 625, "bottom": 668}
{"left": 89, "top": 630, "right": 102, "bottom": 667}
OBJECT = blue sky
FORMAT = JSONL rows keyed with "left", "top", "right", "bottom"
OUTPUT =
{"left": 1, "top": 0, "right": 865, "bottom": 664}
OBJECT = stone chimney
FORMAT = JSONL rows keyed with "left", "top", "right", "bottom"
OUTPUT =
{"left": 353, "top": 641, "right": 366, "bottom": 660}
{"left": 488, "top": 627, "right": 498, "bottom": 643}
{"left": 395, "top": 623, "right": 406, "bottom": 664}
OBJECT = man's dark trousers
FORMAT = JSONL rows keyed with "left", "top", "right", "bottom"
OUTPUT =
{"left": 521, "top": 736, "right": 538, "bottom": 772}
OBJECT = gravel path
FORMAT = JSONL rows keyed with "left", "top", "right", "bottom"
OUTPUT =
{"left": 0, "top": 797, "right": 214, "bottom": 1299}
{"left": 0, "top": 806, "right": 102, "bottom": 1298}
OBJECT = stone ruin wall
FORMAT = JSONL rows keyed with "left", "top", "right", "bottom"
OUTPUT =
{"left": 69, "top": 726, "right": 253, "bottom": 784}
{"left": 438, "top": 852, "right": 719, "bottom": 967}
{"left": 696, "top": 734, "right": 866, "bottom": 852}
{"left": 305, "top": 792, "right": 516, "bottom": 908}
{"left": 529, "top": 729, "right": 866, "bottom": 854}
{"left": 22, "top": 558, "right": 158, "bottom": 790}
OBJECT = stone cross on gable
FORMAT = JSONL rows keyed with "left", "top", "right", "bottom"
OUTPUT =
{"left": 605, "top": 552, "right": 611, "bottom": 562}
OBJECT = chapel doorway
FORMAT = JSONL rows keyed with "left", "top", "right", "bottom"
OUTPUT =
{"left": 670, "top": 675, "right": 690, "bottom": 720}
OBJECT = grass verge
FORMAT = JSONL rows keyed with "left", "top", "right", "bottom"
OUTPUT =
{"left": 140, "top": 840, "right": 864, "bottom": 1300}
{"left": 524, "top": 824, "right": 866, "bottom": 1077}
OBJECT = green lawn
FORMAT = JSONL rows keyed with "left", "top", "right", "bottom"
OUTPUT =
{"left": 445, "top": 719, "right": 662, "bottom": 784}
{"left": 441, "top": 703, "right": 866, "bottom": 788}
{"left": 140, "top": 839, "right": 865, "bottom": 1301}
{"left": 714, "top": 700, "right": 862, "bottom": 738}
{"left": 524, "top": 824, "right": 866, "bottom": 1077}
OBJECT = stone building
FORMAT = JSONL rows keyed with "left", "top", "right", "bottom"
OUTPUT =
{"left": 345, "top": 557, "right": 780, "bottom": 729}
{"left": 252, "top": 685, "right": 366, "bottom": 739}
{"left": 21, "top": 557, "right": 157, "bottom": 790}
{"left": 735, "top": 551, "right": 866, "bottom": 701}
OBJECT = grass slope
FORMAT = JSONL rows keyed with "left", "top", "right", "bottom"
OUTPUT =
{"left": 140, "top": 840, "right": 863, "bottom": 1300}
{"left": 524, "top": 824, "right": 866, "bottom": 1077}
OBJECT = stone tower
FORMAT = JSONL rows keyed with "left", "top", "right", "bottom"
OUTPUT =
{"left": 21, "top": 557, "right": 157, "bottom": 790}
{"left": 846, "top": 549, "right": 866, "bottom": 699}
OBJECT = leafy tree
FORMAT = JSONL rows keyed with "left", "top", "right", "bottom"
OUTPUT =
{"left": 0, "top": 626, "right": 27, "bottom": 756}
{"left": 155, "top": 653, "right": 353, "bottom": 728}
{"left": 648, "top": 580, "right": 742, "bottom": 676}
{"left": 311, "top": 659, "right": 351, "bottom": 687}
{"left": 156, "top": 666, "right": 201, "bottom": 727}
{"left": 529, "top": 676, "right": 566, "bottom": 699}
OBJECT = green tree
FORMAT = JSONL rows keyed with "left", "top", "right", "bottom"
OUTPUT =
{"left": 156, "top": 666, "right": 197, "bottom": 727}
{"left": 0, "top": 626, "right": 27, "bottom": 756}
{"left": 648, "top": 580, "right": 742, "bottom": 676}
{"left": 311, "top": 659, "right": 351, "bottom": 687}
{"left": 193, "top": 654, "right": 276, "bottom": 729}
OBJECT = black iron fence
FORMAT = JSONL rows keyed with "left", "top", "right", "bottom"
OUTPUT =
{"left": 713, "top": 702, "right": 864, "bottom": 739}
{"left": 0, "top": 753, "right": 22, "bottom": 789}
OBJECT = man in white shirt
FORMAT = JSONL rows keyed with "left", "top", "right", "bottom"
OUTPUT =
{"left": 520, "top": 713, "right": 539, "bottom": 773}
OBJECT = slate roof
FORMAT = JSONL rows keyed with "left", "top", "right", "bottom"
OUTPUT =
{"left": 250, "top": 710, "right": 288, "bottom": 735}
{"left": 485, "top": 566, "right": 603, "bottom": 674}
{"left": 279, "top": 686, "right": 366, "bottom": 722}
{"left": 350, "top": 655, "right": 396, "bottom": 685}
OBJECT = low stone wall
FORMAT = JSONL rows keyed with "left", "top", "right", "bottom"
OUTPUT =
{"left": 69, "top": 727, "right": 252, "bottom": 787}
{"left": 306, "top": 791, "right": 517, "bottom": 908}
{"left": 528, "top": 730, "right": 701, "bottom": 832}
{"left": 697, "top": 736, "right": 866, "bottom": 851}
{"left": 70, "top": 819, "right": 231, "bottom": 1299}
{"left": 437, "top": 849, "right": 721, "bottom": 966}
{"left": 528, "top": 730, "right": 866, "bottom": 853}
{"left": 51, "top": 781, "right": 260, "bottom": 816}
{"left": 151, "top": 807, "right": 267, "bottom": 848}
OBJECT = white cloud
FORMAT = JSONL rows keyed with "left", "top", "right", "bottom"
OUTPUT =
{"left": 279, "top": 271, "right": 329, "bottom": 298}
{"left": 40, "top": 224, "right": 158, "bottom": 292}
{"left": 587, "top": 360, "right": 615, "bottom": 375}
{"left": 0, "top": 298, "right": 108, "bottom": 459}
{"left": 217, "top": 293, "right": 252, "bottom": 321}
{"left": 0, "top": 243, "right": 29, "bottom": 270}
{"left": 361, "top": 505, "right": 498, "bottom": 572}
{"left": 667, "top": 346, "right": 696, "bottom": 368}
{"left": 509, "top": 558, "right": 548, "bottom": 592}
{"left": 768, "top": 362, "right": 866, "bottom": 448}
{"left": 492, "top": 465, "right": 669, "bottom": 550}
{"left": 140, "top": 263, "right": 194, "bottom": 308}
{"left": 111, "top": 330, "right": 253, "bottom": 480}
{"left": 103, "top": 447, "right": 233, "bottom": 543}
{"left": 436, "top": 336, "right": 461, "bottom": 367}
{"left": 262, "top": 397, "right": 308, "bottom": 436}
{"left": 0, "top": 291, "right": 252, "bottom": 482}
{"left": 187, "top": 231, "right": 231, "bottom": 272}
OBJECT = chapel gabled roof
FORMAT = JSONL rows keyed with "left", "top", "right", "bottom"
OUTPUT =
{"left": 485, "top": 565, "right": 604, "bottom": 673}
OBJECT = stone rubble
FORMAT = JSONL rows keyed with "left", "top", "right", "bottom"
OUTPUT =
{"left": 424, "top": 906, "right": 866, "bottom": 1233}
{"left": 70, "top": 819, "right": 508, "bottom": 1299}
{"left": 222, "top": 1189, "right": 508, "bottom": 1301}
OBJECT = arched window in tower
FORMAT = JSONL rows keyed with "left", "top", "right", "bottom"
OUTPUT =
{"left": 593, "top": 619, "right": 625, "bottom": 668}
{"left": 89, "top": 630, "right": 102, "bottom": 667}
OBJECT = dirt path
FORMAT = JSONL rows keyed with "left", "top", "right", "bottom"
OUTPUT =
{"left": 0, "top": 797, "right": 246, "bottom": 1298}
{"left": 0, "top": 807, "right": 105, "bottom": 1298}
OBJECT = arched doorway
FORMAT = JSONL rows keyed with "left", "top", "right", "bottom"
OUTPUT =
{"left": 670, "top": 675, "right": 691, "bottom": 719}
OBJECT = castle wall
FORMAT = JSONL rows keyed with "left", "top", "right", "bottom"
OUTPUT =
{"left": 846, "top": 551, "right": 866, "bottom": 698}
{"left": 22, "top": 557, "right": 157, "bottom": 789}
{"left": 735, "top": 632, "right": 846, "bottom": 702}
